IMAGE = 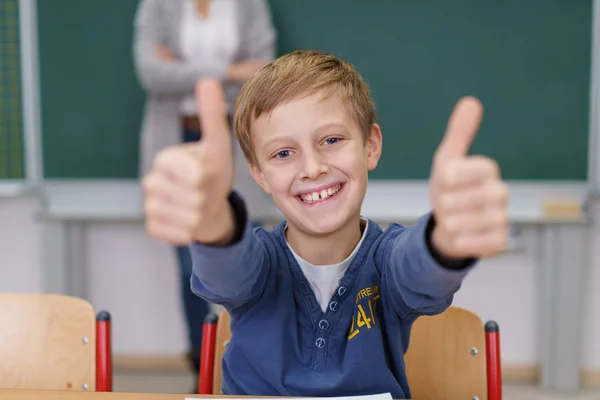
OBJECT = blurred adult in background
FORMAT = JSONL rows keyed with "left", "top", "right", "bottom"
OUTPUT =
{"left": 133, "top": 0, "right": 276, "bottom": 391}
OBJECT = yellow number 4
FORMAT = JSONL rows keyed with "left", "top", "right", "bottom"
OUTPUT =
{"left": 356, "top": 304, "right": 372, "bottom": 329}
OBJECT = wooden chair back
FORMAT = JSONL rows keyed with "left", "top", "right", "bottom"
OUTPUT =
{"left": 0, "top": 293, "right": 97, "bottom": 391}
{"left": 212, "top": 310, "right": 231, "bottom": 394}
{"left": 405, "top": 306, "right": 488, "bottom": 400}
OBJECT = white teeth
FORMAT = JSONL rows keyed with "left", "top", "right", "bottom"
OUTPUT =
{"left": 299, "top": 184, "right": 342, "bottom": 203}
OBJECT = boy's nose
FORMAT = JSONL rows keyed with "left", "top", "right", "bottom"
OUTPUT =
{"left": 300, "top": 151, "right": 329, "bottom": 180}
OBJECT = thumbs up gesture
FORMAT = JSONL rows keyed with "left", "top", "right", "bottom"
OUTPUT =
{"left": 142, "top": 79, "right": 235, "bottom": 245}
{"left": 429, "top": 97, "right": 509, "bottom": 259}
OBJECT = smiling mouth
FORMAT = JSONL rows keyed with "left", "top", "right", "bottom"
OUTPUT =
{"left": 298, "top": 183, "right": 344, "bottom": 204}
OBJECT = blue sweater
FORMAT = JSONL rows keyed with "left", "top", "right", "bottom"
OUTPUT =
{"left": 190, "top": 193, "right": 475, "bottom": 399}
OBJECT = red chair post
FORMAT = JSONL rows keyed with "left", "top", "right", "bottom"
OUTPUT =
{"left": 485, "top": 320, "right": 502, "bottom": 400}
{"left": 198, "top": 313, "right": 219, "bottom": 394}
{"left": 96, "top": 311, "right": 113, "bottom": 392}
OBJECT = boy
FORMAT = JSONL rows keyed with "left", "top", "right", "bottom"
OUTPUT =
{"left": 143, "top": 50, "right": 509, "bottom": 398}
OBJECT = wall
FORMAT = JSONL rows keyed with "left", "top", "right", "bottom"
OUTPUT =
{"left": 583, "top": 202, "right": 600, "bottom": 371}
{"left": 1, "top": 193, "right": 600, "bottom": 374}
{"left": 0, "top": 196, "right": 43, "bottom": 294}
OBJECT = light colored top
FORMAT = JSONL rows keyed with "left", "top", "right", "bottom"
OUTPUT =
{"left": 179, "top": 0, "right": 240, "bottom": 116}
{"left": 287, "top": 219, "right": 369, "bottom": 313}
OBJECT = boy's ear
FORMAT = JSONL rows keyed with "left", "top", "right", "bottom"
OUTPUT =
{"left": 249, "top": 162, "right": 271, "bottom": 194}
{"left": 366, "top": 123, "right": 383, "bottom": 171}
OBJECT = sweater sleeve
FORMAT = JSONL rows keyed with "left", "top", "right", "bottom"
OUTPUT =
{"left": 377, "top": 214, "right": 477, "bottom": 320}
{"left": 238, "top": 0, "right": 277, "bottom": 61}
{"left": 189, "top": 192, "right": 270, "bottom": 311}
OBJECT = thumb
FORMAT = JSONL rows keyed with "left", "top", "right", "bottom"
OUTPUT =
{"left": 433, "top": 96, "right": 483, "bottom": 166}
{"left": 196, "top": 78, "right": 231, "bottom": 147}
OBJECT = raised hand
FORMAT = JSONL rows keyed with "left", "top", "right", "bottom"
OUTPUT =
{"left": 143, "top": 79, "right": 235, "bottom": 245}
{"left": 429, "top": 97, "right": 509, "bottom": 259}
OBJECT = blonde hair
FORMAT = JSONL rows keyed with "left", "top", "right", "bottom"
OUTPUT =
{"left": 233, "top": 50, "right": 377, "bottom": 165}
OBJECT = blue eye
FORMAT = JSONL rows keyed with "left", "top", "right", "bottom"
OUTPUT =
{"left": 275, "top": 150, "right": 290, "bottom": 159}
{"left": 325, "top": 137, "right": 339, "bottom": 145}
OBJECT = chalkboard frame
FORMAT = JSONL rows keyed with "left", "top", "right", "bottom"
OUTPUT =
{"left": 0, "top": 0, "right": 42, "bottom": 195}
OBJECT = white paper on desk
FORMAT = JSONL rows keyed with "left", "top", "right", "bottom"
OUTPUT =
{"left": 186, "top": 392, "right": 393, "bottom": 400}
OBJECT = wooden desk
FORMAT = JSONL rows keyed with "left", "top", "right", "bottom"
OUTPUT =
{"left": 0, "top": 390, "right": 224, "bottom": 400}
{"left": 0, "top": 390, "right": 397, "bottom": 400}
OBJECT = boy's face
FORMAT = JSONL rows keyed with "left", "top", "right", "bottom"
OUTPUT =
{"left": 248, "top": 92, "right": 382, "bottom": 237}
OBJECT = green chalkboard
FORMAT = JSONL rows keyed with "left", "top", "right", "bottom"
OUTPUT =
{"left": 38, "top": 0, "right": 144, "bottom": 179}
{"left": 38, "top": 0, "right": 592, "bottom": 180}
{"left": 0, "top": 0, "right": 25, "bottom": 179}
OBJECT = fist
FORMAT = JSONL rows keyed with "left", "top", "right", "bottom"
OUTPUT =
{"left": 142, "top": 79, "right": 234, "bottom": 245}
{"left": 228, "top": 59, "right": 267, "bottom": 83}
{"left": 429, "top": 97, "right": 509, "bottom": 259}
{"left": 155, "top": 44, "right": 174, "bottom": 62}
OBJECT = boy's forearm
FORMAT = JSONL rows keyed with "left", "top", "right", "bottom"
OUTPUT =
{"left": 382, "top": 214, "right": 475, "bottom": 317}
{"left": 189, "top": 192, "right": 269, "bottom": 310}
